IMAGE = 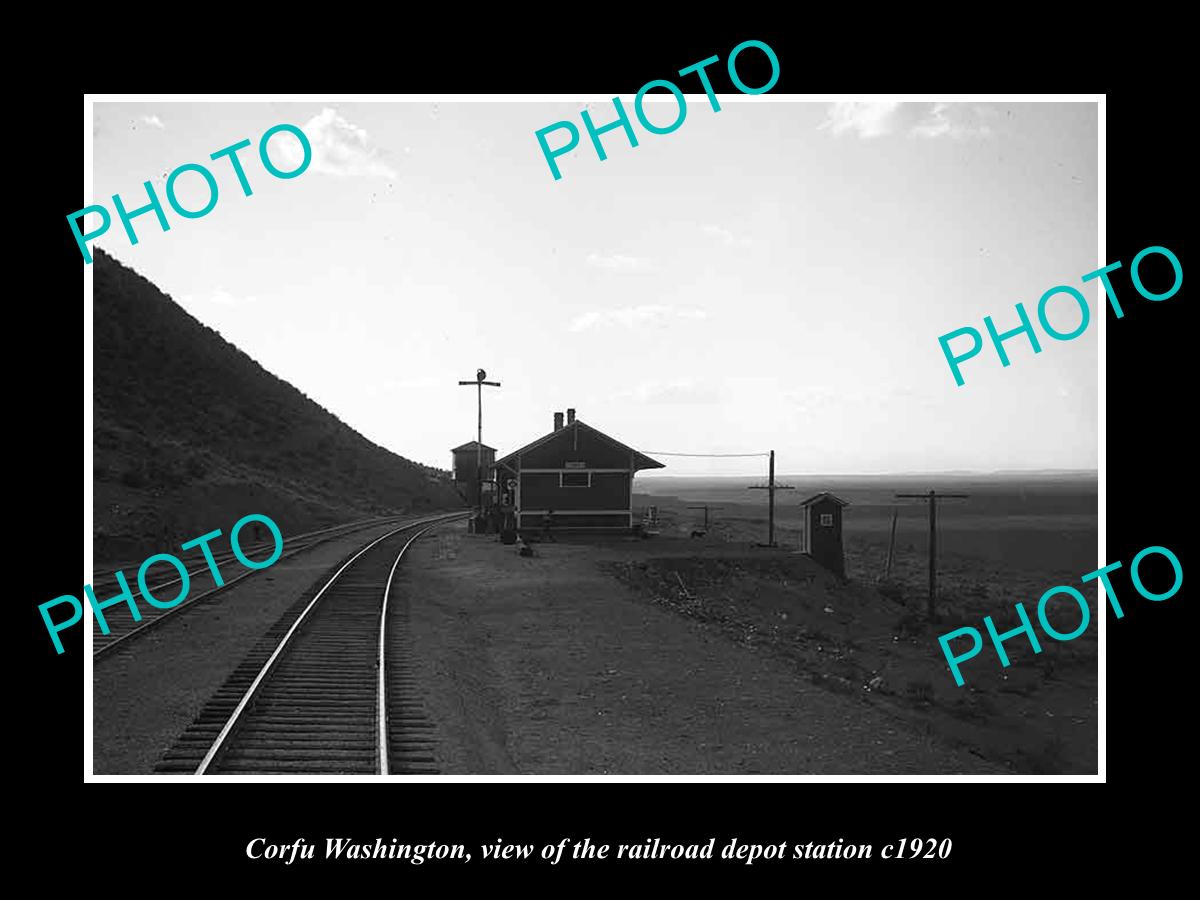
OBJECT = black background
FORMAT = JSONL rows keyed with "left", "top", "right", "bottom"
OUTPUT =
{"left": 22, "top": 22, "right": 1188, "bottom": 885}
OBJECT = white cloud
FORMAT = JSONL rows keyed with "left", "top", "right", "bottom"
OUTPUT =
{"left": 568, "top": 304, "right": 707, "bottom": 332}
{"left": 910, "top": 103, "right": 993, "bottom": 139}
{"left": 361, "top": 374, "right": 442, "bottom": 398}
{"left": 820, "top": 102, "right": 993, "bottom": 140}
{"left": 379, "top": 375, "right": 441, "bottom": 391}
{"left": 278, "top": 107, "right": 398, "bottom": 179}
{"left": 786, "top": 383, "right": 938, "bottom": 415}
{"left": 784, "top": 385, "right": 839, "bottom": 413}
{"left": 617, "top": 378, "right": 720, "bottom": 405}
{"left": 585, "top": 252, "right": 650, "bottom": 271}
{"left": 701, "top": 224, "right": 753, "bottom": 247}
{"left": 820, "top": 102, "right": 900, "bottom": 138}
{"left": 139, "top": 114, "right": 165, "bottom": 130}
{"left": 179, "top": 289, "right": 258, "bottom": 308}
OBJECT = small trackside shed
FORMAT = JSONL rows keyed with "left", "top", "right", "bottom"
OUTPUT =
{"left": 495, "top": 408, "right": 664, "bottom": 531}
{"left": 799, "top": 491, "right": 849, "bottom": 577}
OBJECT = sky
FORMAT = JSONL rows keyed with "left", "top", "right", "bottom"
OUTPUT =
{"left": 91, "top": 99, "right": 1098, "bottom": 477}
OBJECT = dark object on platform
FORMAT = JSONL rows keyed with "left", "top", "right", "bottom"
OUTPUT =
{"left": 517, "top": 538, "right": 534, "bottom": 557}
{"left": 540, "top": 510, "right": 558, "bottom": 542}
{"left": 500, "top": 528, "right": 518, "bottom": 545}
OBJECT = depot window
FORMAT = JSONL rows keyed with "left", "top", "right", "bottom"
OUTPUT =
{"left": 820, "top": 513, "right": 833, "bottom": 526}
{"left": 560, "top": 471, "right": 591, "bottom": 488}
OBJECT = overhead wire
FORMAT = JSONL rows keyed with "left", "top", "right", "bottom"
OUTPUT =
{"left": 642, "top": 451, "right": 769, "bottom": 458}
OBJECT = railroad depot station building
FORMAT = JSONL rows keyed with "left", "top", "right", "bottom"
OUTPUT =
{"left": 453, "top": 408, "right": 664, "bottom": 533}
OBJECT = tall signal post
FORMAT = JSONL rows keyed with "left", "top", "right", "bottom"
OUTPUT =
{"left": 458, "top": 368, "right": 501, "bottom": 523}
{"left": 895, "top": 489, "right": 969, "bottom": 620}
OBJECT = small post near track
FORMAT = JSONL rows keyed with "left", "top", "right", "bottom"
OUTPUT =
{"left": 882, "top": 507, "right": 898, "bottom": 581}
{"left": 687, "top": 504, "right": 724, "bottom": 531}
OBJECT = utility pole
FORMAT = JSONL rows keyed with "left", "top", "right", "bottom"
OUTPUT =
{"left": 748, "top": 450, "right": 793, "bottom": 547}
{"left": 895, "top": 490, "right": 969, "bottom": 620}
{"left": 687, "top": 504, "right": 724, "bottom": 530}
{"left": 882, "top": 507, "right": 899, "bottom": 581}
{"left": 458, "top": 368, "right": 501, "bottom": 525}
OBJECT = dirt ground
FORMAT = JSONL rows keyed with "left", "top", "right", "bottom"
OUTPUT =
{"left": 400, "top": 524, "right": 1008, "bottom": 774}
{"left": 96, "top": 517, "right": 1092, "bottom": 775}
{"left": 635, "top": 489, "right": 1098, "bottom": 773}
{"left": 608, "top": 550, "right": 1096, "bottom": 773}
{"left": 92, "top": 520, "right": 411, "bottom": 774}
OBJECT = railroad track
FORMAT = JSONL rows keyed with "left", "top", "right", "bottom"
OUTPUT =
{"left": 93, "top": 513, "right": 458, "bottom": 659}
{"left": 154, "top": 512, "right": 466, "bottom": 775}
{"left": 93, "top": 515, "right": 400, "bottom": 596}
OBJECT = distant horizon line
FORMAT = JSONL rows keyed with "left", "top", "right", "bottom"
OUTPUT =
{"left": 637, "top": 468, "right": 1099, "bottom": 479}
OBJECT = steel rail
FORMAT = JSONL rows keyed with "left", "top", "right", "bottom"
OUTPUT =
{"left": 92, "top": 515, "right": 411, "bottom": 599}
{"left": 194, "top": 512, "right": 465, "bottom": 775}
{"left": 377, "top": 520, "right": 450, "bottom": 775}
{"left": 92, "top": 512, "right": 461, "bottom": 660}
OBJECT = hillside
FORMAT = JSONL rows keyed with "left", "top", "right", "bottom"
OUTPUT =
{"left": 92, "top": 248, "right": 463, "bottom": 562}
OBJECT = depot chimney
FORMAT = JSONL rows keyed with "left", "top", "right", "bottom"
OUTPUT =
{"left": 554, "top": 412, "right": 564, "bottom": 431}
{"left": 566, "top": 408, "right": 576, "bottom": 425}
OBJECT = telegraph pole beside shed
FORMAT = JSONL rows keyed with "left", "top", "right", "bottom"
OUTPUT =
{"left": 894, "top": 489, "right": 969, "bottom": 620}
{"left": 748, "top": 450, "right": 793, "bottom": 547}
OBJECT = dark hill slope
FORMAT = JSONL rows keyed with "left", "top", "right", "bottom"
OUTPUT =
{"left": 92, "top": 248, "right": 462, "bottom": 562}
